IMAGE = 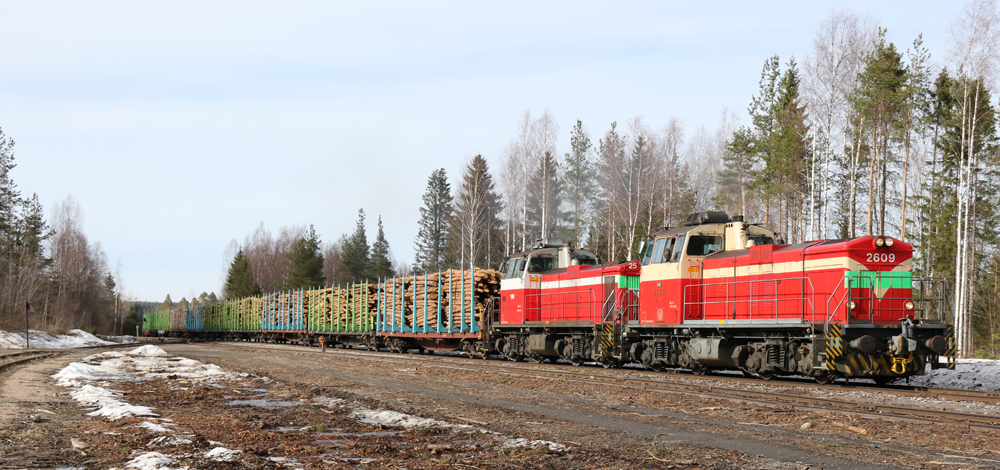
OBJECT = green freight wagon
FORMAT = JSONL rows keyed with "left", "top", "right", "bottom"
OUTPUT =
{"left": 305, "top": 282, "right": 377, "bottom": 348}
{"left": 143, "top": 310, "right": 170, "bottom": 335}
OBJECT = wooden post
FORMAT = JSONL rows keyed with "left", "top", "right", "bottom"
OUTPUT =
{"left": 25, "top": 302, "right": 31, "bottom": 349}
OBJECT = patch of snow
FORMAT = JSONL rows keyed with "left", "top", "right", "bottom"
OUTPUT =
{"left": 350, "top": 408, "right": 565, "bottom": 453}
{"left": 129, "top": 345, "right": 170, "bottom": 357}
{"left": 205, "top": 447, "right": 242, "bottom": 461}
{"left": 138, "top": 421, "right": 173, "bottom": 433}
{"left": 351, "top": 409, "right": 472, "bottom": 430}
{"left": 499, "top": 437, "right": 567, "bottom": 452}
{"left": 905, "top": 358, "right": 1000, "bottom": 391}
{"left": 313, "top": 397, "right": 346, "bottom": 408}
{"left": 124, "top": 452, "right": 178, "bottom": 470}
{"left": 148, "top": 435, "right": 192, "bottom": 447}
{"left": 70, "top": 385, "right": 158, "bottom": 419}
{"left": 0, "top": 329, "right": 114, "bottom": 349}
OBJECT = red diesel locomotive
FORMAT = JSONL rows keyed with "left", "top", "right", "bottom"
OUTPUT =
{"left": 489, "top": 211, "right": 954, "bottom": 383}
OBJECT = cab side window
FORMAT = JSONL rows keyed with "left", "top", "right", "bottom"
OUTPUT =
{"left": 658, "top": 238, "right": 675, "bottom": 263}
{"left": 687, "top": 235, "right": 724, "bottom": 256}
{"left": 670, "top": 235, "right": 686, "bottom": 263}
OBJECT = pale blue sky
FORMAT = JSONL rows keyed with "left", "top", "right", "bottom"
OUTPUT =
{"left": 0, "top": 1, "right": 965, "bottom": 301}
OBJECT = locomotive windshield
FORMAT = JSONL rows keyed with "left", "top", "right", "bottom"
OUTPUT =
{"left": 502, "top": 258, "right": 524, "bottom": 279}
{"left": 527, "top": 254, "right": 558, "bottom": 273}
{"left": 749, "top": 235, "right": 774, "bottom": 246}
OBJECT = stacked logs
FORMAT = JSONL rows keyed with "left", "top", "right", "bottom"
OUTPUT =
{"left": 383, "top": 268, "right": 500, "bottom": 330}
{"left": 304, "top": 284, "right": 379, "bottom": 330}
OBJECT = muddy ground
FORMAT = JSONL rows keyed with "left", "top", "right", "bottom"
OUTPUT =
{"left": 1, "top": 343, "right": 998, "bottom": 469}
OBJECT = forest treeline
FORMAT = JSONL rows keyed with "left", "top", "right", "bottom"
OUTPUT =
{"left": 219, "top": 3, "right": 1000, "bottom": 357}
{"left": 0, "top": 128, "right": 133, "bottom": 335}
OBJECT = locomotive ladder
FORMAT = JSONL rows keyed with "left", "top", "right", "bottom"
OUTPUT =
{"left": 601, "top": 286, "right": 639, "bottom": 361}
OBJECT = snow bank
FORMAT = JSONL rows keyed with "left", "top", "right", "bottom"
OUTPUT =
{"left": 0, "top": 329, "right": 114, "bottom": 349}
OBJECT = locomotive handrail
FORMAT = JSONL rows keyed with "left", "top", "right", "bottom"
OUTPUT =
{"left": 523, "top": 290, "right": 599, "bottom": 323}
{"left": 824, "top": 272, "right": 954, "bottom": 328}
{"left": 682, "top": 276, "right": 816, "bottom": 322}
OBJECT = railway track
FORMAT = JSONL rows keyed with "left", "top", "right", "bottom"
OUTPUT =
{"left": 0, "top": 341, "right": 174, "bottom": 374}
{"left": 207, "top": 341, "right": 1000, "bottom": 431}
{"left": 0, "top": 350, "right": 60, "bottom": 373}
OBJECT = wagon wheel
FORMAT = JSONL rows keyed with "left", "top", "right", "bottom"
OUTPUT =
{"left": 757, "top": 370, "right": 775, "bottom": 380}
{"left": 601, "top": 358, "right": 620, "bottom": 369}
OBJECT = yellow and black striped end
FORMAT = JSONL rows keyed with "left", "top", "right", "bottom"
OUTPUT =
{"left": 825, "top": 324, "right": 843, "bottom": 371}
{"left": 601, "top": 323, "right": 614, "bottom": 358}
{"left": 945, "top": 326, "right": 957, "bottom": 370}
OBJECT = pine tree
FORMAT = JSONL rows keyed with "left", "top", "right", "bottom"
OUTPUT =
{"left": 340, "top": 209, "right": 370, "bottom": 282}
{"left": 451, "top": 155, "right": 504, "bottom": 269}
{"left": 717, "top": 126, "right": 757, "bottom": 216}
{"left": 413, "top": 169, "right": 452, "bottom": 273}
{"left": 368, "top": 216, "right": 394, "bottom": 279}
{"left": 561, "top": 120, "right": 595, "bottom": 242}
{"left": 0, "top": 128, "right": 19, "bottom": 246}
{"left": 17, "top": 193, "right": 49, "bottom": 259}
{"left": 283, "top": 225, "right": 326, "bottom": 289}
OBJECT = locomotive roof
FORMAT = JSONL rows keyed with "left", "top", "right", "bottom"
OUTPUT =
{"left": 507, "top": 247, "right": 599, "bottom": 259}
{"left": 646, "top": 223, "right": 727, "bottom": 238}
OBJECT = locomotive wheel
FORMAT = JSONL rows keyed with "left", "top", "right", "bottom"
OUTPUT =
{"left": 757, "top": 371, "right": 775, "bottom": 380}
{"left": 815, "top": 374, "right": 835, "bottom": 385}
{"left": 691, "top": 363, "right": 709, "bottom": 376}
{"left": 872, "top": 377, "right": 897, "bottom": 386}
{"left": 601, "top": 358, "right": 620, "bottom": 369}
{"left": 506, "top": 354, "right": 524, "bottom": 362}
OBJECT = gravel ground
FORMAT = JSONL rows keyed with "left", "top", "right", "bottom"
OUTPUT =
{"left": 1, "top": 343, "right": 999, "bottom": 469}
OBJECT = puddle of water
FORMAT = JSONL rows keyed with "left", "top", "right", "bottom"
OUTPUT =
{"left": 226, "top": 399, "right": 301, "bottom": 409}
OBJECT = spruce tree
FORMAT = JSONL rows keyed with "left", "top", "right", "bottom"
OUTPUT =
{"left": 225, "top": 249, "right": 257, "bottom": 298}
{"left": 159, "top": 294, "right": 174, "bottom": 311}
{"left": 368, "top": 216, "right": 394, "bottom": 279}
{"left": 413, "top": 169, "right": 452, "bottom": 273}
{"left": 340, "top": 208, "right": 370, "bottom": 282}
{"left": 562, "top": 120, "right": 595, "bottom": 242}
{"left": 284, "top": 225, "right": 326, "bottom": 289}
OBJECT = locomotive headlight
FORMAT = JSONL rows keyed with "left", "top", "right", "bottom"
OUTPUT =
{"left": 904, "top": 300, "right": 915, "bottom": 310}
{"left": 885, "top": 237, "right": 894, "bottom": 247}
{"left": 849, "top": 301, "right": 857, "bottom": 310}
{"left": 875, "top": 237, "right": 885, "bottom": 247}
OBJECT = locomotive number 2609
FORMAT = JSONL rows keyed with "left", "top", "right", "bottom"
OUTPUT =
{"left": 866, "top": 252, "right": 896, "bottom": 263}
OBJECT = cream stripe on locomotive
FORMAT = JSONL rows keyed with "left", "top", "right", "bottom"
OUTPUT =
{"left": 501, "top": 274, "right": 616, "bottom": 291}
{"left": 701, "top": 257, "right": 913, "bottom": 279}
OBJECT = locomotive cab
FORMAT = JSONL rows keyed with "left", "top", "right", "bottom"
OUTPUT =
{"left": 638, "top": 212, "right": 777, "bottom": 325}
{"left": 499, "top": 238, "right": 600, "bottom": 324}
